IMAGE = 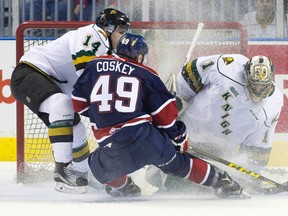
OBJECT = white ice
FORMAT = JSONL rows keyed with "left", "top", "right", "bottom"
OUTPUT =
{"left": 0, "top": 162, "right": 287, "bottom": 216}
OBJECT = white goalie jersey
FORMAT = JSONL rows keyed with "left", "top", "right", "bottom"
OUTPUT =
{"left": 176, "top": 54, "right": 283, "bottom": 154}
{"left": 19, "top": 24, "right": 110, "bottom": 96}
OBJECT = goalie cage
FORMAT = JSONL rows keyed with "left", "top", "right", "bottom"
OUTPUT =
{"left": 15, "top": 21, "right": 249, "bottom": 183}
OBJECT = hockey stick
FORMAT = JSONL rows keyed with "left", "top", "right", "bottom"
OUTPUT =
{"left": 166, "top": 23, "right": 205, "bottom": 113}
{"left": 187, "top": 146, "right": 288, "bottom": 195}
{"left": 183, "top": 22, "right": 204, "bottom": 66}
{"left": 167, "top": 22, "right": 204, "bottom": 89}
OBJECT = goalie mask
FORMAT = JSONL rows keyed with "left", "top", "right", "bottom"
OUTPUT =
{"left": 244, "top": 55, "right": 275, "bottom": 102}
{"left": 116, "top": 33, "right": 149, "bottom": 65}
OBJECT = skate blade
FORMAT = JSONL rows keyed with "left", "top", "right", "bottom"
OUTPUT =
{"left": 219, "top": 189, "right": 251, "bottom": 199}
{"left": 238, "top": 190, "right": 251, "bottom": 199}
{"left": 227, "top": 189, "right": 251, "bottom": 199}
{"left": 55, "top": 182, "right": 87, "bottom": 194}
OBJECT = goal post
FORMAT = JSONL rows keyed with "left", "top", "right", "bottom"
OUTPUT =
{"left": 15, "top": 21, "right": 96, "bottom": 182}
{"left": 15, "top": 21, "right": 249, "bottom": 183}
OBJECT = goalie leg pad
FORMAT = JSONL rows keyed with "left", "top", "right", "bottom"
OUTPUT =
{"left": 145, "top": 165, "right": 168, "bottom": 190}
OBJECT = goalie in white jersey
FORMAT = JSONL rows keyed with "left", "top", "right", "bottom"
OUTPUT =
{"left": 176, "top": 54, "right": 283, "bottom": 170}
{"left": 146, "top": 54, "right": 283, "bottom": 192}
{"left": 10, "top": 8, "right": 130, "bottom": 193}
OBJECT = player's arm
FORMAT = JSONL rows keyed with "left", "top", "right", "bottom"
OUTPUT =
{"left": 176, "top": 55, "right": 219, "bottom": 101}
{"left": 173, "top": 55, "right": 218, "bottom": 116}
{"left": 71, "top": 66, "right": 92, "bottom": 117}
{"left": 239, "top": 108, "right": 282, "bottom": 169}
{"left": 71, "top": 27, "right": 110, "bottom": 76}
{"left": 148, "top": 75, "right": 188, "bottom": 152}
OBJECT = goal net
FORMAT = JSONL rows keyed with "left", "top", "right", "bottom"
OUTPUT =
{"left": 16, "top": 21, "right": 249, "bottom": 183}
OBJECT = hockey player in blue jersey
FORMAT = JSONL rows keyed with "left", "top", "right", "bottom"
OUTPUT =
{"left": 71, "top": 33, "right": 246, "bottom": 198}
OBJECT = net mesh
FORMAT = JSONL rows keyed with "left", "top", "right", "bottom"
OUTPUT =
{"left": 139, "top": 26, "right": 245, "bottom": 82}
{"left": 17, "top": 21, "right": 247, "bottom": 183}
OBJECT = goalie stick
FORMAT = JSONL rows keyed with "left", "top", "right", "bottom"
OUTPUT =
{"left": 168, "top": 22, "right": 204, "bottom": 92}
{"left": 183, "top": 22, "right": 205, "bottom": 66}
{"left": 174, "top": 22, "right": 204, "bottom": 89}
{"left": 187, "top": 146, "right": 288, "bottom": 195}
{"left": 165, "top": 23, "right": 205, "bottom": 115}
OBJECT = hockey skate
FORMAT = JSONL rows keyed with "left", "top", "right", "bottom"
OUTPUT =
{"left": 105, "top": 176, "right": 141, "bottom": 197}
{"left": 54, "top": 162, "right": 88, "bottom": 194}
{"left": 213, "top": 171, "right": 249, "bottom": 198}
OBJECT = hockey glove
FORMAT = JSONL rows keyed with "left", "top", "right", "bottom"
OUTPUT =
{"left": 173, "top": 131, "right": 188, "bottom": 153}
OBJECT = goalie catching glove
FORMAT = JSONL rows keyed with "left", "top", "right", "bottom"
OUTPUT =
{"left": 172, "top": 131, "right": 189, "bottom": 153}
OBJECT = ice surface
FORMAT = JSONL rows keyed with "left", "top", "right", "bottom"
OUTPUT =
{"left": 0, "top": 162, "right": 287, "bottom": 216}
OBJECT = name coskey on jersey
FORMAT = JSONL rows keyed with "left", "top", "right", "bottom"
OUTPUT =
{"left": 96, "top": 60, "right": 135, "bottom": 75}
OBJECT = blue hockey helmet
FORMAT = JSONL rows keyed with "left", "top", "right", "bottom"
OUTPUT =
{"left": 116, "top": 33, "right": 149, "bottom": 65}
{"left": 96, "top": 8, "right": 130, "bottom": 34}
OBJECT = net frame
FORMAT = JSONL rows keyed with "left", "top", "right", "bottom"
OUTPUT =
{"left": 15, "top": 21, "right": 248, "bottom": 182}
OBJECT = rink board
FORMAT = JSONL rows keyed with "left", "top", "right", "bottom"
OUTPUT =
{"left": 0, "top": 135, "right": 288, "bottom": 167}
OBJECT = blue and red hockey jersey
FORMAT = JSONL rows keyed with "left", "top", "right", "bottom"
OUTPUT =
{"left": 72, "top": 55, "right": 185, "bottom": 144}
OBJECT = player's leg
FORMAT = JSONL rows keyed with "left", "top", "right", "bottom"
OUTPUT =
{"left": 87, "top": 124, "right": 157, "bottom": 197}
{"left": 157, "top": 150, "right": 244, "bottom": 198}
{"left": 11, "top": 64, "right": 88, "bottom": 193}
{"left": 72, "top": 120, "right": 90, "bottom": 170}
{"left": 88, "top": 151, "right": 141, "bottom": 197}
{"left": 105, "top": 175, "right": 141, "bottom": 197}
{"left": 39, "top": 93, "right": 88, "bottom": 192}
{"left": 139, "top": 125, "right": 245, "bottom": 198}
{"left": 67, "top": 114, "right": 93, "bottom": 187}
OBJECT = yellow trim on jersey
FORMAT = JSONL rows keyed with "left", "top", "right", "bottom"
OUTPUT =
{"left": 185, "top": 61, "right": 201, "bottom": 92}
{"left": 73, "top": 55, "right": 96, "bottom": 65}
{"left": 20, "top": 61, "right": 58, "bottom": 84}
{"left": 73, "top": 56, "right": 96, "bottom": 65}
{"left": 98, "top": 29, "right": 108, "bottom": 39}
